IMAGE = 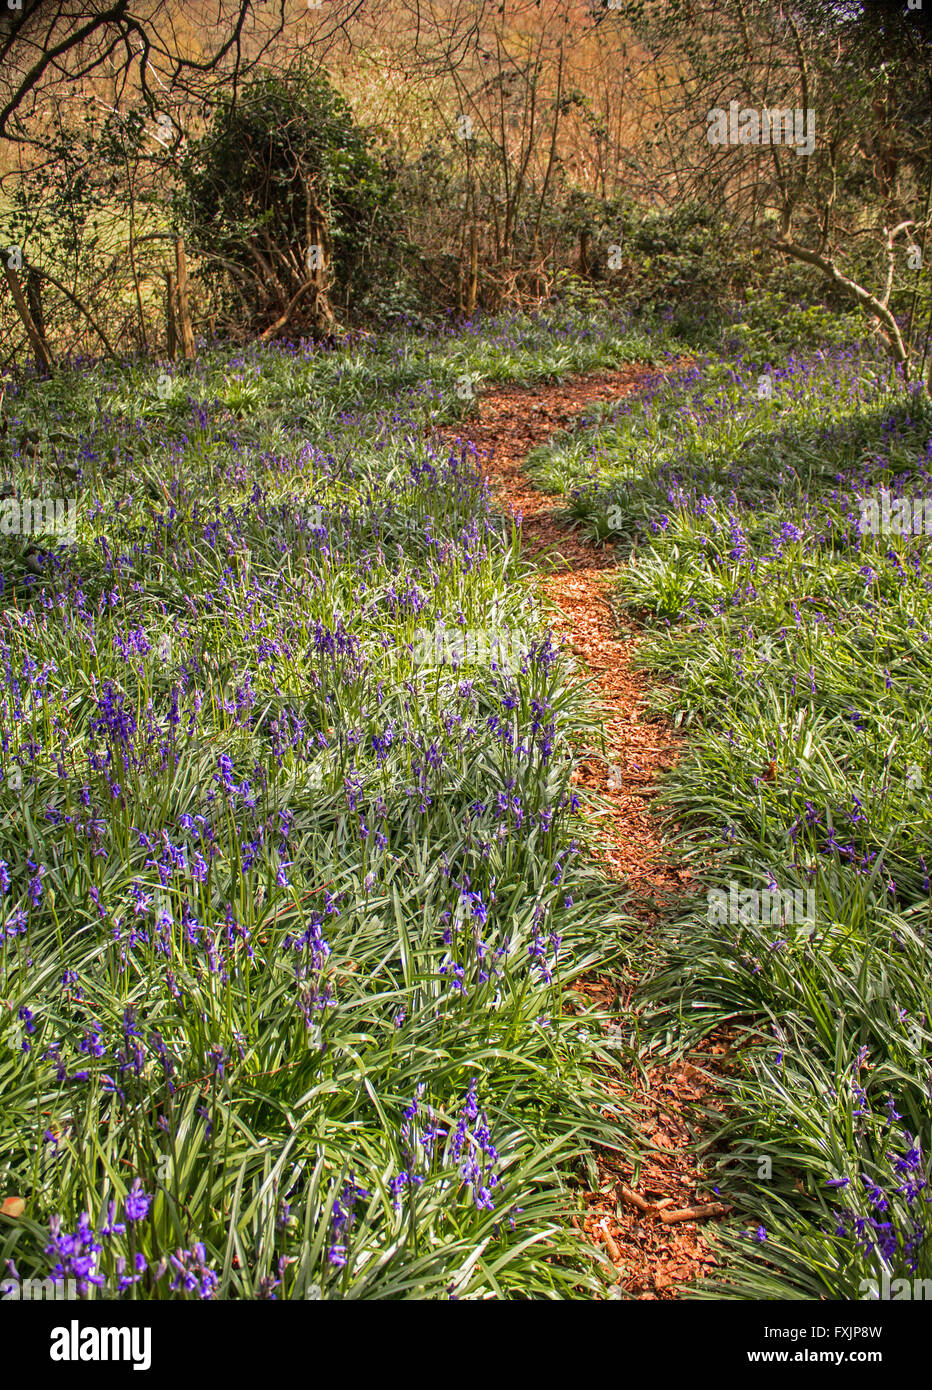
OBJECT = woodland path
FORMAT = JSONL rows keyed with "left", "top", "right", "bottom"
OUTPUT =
{"left": 440, "top": 367, "right": 732, "bottom": 1299}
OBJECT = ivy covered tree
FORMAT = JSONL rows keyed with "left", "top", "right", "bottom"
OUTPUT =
{"left": 175, "top": 64, "right": 397, "bottom": 341}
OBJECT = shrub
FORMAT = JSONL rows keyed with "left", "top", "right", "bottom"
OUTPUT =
{"left": 175, "top": 66, "right": 398, "bottom": 339}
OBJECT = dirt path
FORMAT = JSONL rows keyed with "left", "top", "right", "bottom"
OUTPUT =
{"left": 440, "top": 366, "right": 730, "bottom": 1299}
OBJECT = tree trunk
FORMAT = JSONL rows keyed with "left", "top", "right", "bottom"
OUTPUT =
{"left": 25, "top": 267, "right": 45, "bottom": 340}
{"left": 165, "top": 271, "right": 178, "bottom": 359}
{"left": 466, "top": 223, "right": 479, "bottom": 318}
{"left": 307, "top": 219, "right": 336, "bottom": 338}
{"left": 3, "top": 264, "right": 54, "bottom": 373}
{"left": 174, "top": 239, "right": 196, "bottom": 360}
{"left": 579, "top": 229, "right": 592, "bottom": 279}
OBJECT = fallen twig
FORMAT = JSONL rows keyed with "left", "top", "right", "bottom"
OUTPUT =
{"left": 659, "top": 1202, "right": 730, "bottom": 1224}
{"left": 619, "top": 1184, "right": 656, "bottom": 1213}
{"left": 598, "top": 1218, "right": 622, "bottom": 1264}
{"left": 619, "top": 1185, "right": 729, "bottom": 1224}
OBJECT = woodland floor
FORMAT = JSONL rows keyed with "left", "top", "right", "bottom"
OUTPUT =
{"left": 440, "top": 368, "right": 733, "bottom": 1299}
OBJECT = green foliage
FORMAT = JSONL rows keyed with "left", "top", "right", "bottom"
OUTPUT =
{"left": 624, "top": 201, "right": 754, "bottom": 307}
{"left": 175, "top": 66, "right": 399, "bottom": 334}
{"left": 551, "top": 197, "right": 763, "bottom": 341}
{"left": 723, "top": 293, "right": 869, "bottom": 366}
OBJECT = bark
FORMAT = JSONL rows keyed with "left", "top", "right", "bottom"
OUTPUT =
{"left": 3, "top": 263, "right": 54, "bottom": 373}
{"left": 175, "top": 238, "right": 196, "bottom": 360}
{"left": 466, "top": 223, "right": 478, "bottom": 318}
{"left": 165, "top": 270, "right": 178, "bottom": 360}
